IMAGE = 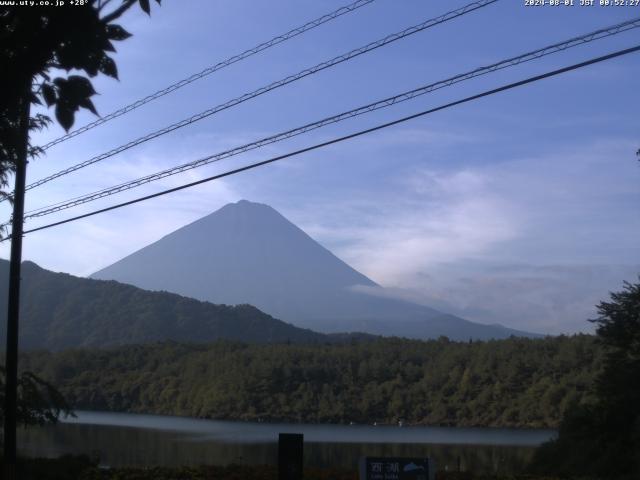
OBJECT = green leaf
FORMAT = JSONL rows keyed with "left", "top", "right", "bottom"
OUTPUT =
{"left": 30, "top": 114, "right": 52, "bottom": 132}
{"left": 55, "top": 104, "right": 75, "bottom": 132}
{"left": 79, "top": 98, "right": 99, "bottom": 116}
{"left": 139, "top": 0, "right": 150, "bottom": 15}
{"left": 65, "top": 75, "right": 96, "bottom": 98}
{"left": 30, "top": 92, "right": 42, "bottom": 106}
{"left": 98, "top": 56, "right": 118, "bottom": 79}
{"left": 51, "top": 75, "right": 100, "bottom": 128}
{"left": 83, "top": 53, "right": 101, "bottom": 77}
{"left": 42, "top": 84, "right": 57, "bottom": 107}
{"left": 103, "top": 40, "right": 116, "bottom": 53}
{"left": 106, "top": 24, "right": 132, "bottom": 41}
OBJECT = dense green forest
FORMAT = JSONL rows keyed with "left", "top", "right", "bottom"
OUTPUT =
{"left": 21, "top": 335, "right": 600, "bottom": 429}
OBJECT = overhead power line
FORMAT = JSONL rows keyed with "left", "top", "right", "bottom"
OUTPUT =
{"left": 39, "top": 0, "right": 377, "bottom": 151}
{"left": 20, "top": 16, "right": 640, "bottom": 221}
{"left": 14, "top": 44, "right": 640, "bottom": 238}
{"left": 20, "top": 0, "right": 498, "bottom": 195}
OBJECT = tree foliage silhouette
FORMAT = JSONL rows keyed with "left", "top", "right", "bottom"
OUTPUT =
{"left": 0, "top": 366, "right": 73, "bottom": 427}
{"left": 0, "top": 0, "right": 161, "bottom": 442}
{"left": 532, "top": 280, "right": 640, "bottom": 479}
{"left": 0, "top": 0, "right": 160, "bottom": 198}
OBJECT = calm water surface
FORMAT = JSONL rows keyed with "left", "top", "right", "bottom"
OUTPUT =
{"left": 18, "top": 411, "right": 556, "bottom": 473}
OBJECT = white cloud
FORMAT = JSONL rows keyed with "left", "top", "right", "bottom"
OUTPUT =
{"left": 302, "top": 167, "right": 519, "bottom": 285}
{"left": 366, "top": 263, "right": 640, "bottom": 334}
{"left": 290, "top": 134, "right": 639, "bottom": 334}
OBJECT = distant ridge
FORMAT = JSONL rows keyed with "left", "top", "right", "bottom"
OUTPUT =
{"left": 92, "top": 200, "right": 538, "bottom": 340}
{"left": 0, "top": 259, "right": 331, "bottom": 350}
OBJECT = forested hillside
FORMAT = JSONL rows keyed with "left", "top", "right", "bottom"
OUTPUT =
{"left": 0, "top": 260, "right": 328, "bottom": 350}
{"left": 22, "top": 335, "right": 601, "bottom": 428}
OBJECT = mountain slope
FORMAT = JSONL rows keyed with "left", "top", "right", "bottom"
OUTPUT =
{"left": 92, "top": 200, "right": 536, "bottom": 340}
{"left": 0, "top": 260, "right": 327, "bottom": 350}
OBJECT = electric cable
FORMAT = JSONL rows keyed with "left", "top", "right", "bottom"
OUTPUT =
{"left": 39, "top": 0, "right": 378, "bottom": 151}
{"left": 13, "top": 44, "right": 639, "bottom": 238}
{"left": 20, "top": 16, "right": 640, "bottom": 221}
{"left": 19, "top": 0, "right": 498, "bottom": 196}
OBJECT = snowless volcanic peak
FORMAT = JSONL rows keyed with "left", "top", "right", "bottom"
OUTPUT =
{"left": 91, "top": 200, "right": 538, "bottom": 340}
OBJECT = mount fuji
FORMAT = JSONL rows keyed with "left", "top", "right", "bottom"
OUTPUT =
{"left": 91, "top": 200, "right": 536, "bottom": 340}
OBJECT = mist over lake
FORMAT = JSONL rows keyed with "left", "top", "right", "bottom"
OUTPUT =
{"left": 18, "top": 411, "right": 555, "bottom": 474}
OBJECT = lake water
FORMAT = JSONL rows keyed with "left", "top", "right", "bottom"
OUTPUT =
{"left": 18, "top": 411, "right": 556, "bottom": 473}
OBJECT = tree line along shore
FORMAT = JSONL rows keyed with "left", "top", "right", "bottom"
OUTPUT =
{"left": 20, "top": 334, "right": 599, "bottom": 429}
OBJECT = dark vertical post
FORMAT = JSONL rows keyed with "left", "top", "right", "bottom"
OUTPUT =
{"left": 3, "top": 80, "right": 31, "bottom": 477}
{"left": 278, "top": 433, "right": 303, "bottom": 480}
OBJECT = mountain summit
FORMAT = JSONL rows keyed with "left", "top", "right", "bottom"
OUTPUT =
{"left": 92, "top": 200, "right": 535, "bottom": 340}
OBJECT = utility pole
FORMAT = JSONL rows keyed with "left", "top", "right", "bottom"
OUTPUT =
{"left": 3, "top": 80, "right": 32, "bottom": 479}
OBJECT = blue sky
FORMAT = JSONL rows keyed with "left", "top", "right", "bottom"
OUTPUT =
{"left": 2, "top": 0, "right": 639, "bottom": 334}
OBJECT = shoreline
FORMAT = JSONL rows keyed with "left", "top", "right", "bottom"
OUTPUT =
{"left": 51, "top": 410, "right": 556, "bottom": 449}
{"left": 61, "top": 409, "right": 561, "bottom": 434}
